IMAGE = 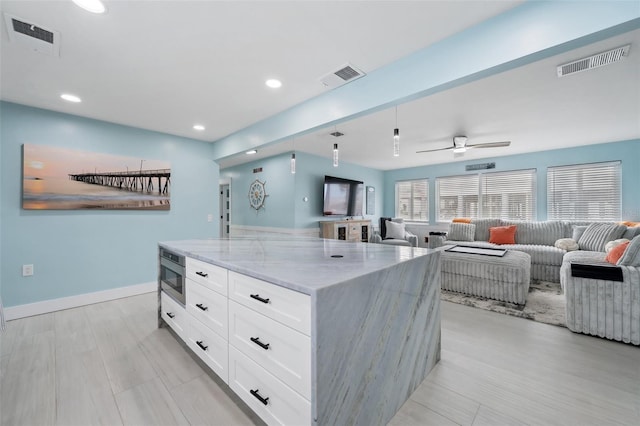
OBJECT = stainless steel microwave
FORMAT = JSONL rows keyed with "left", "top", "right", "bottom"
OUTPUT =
{"left": 159, "top": 248, "right": 185, "bottom": 305}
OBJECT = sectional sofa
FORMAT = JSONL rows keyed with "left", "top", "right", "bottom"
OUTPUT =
{"left": 434, "top": 219, "right": 640, "bottom": 345}
{"left": 434, "top": 219, "right": 640, "bottom": 283}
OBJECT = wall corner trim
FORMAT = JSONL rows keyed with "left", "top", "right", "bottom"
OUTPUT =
{"left": 3, "top": 282, "right": 156, "bottom": 321}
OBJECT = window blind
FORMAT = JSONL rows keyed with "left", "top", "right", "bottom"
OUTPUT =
{"left": 480, "top": 169, "right": 536, "bottom": 220}
{"left": 436, "top": 174, "right": 479, "bottom": 221}
{"left": 547, "top": 161, "right": 621, "bottom": 221}
{"left": 396, "top": 179, "right": 428, "bottom": 222}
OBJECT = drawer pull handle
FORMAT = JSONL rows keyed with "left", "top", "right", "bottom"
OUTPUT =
{"left": 166, "top": 312, "right": 175, "bottom": 319}
{"left": 250, "top": 294, "right": 270, "bottom": 304}
{"left": 250, "top": 337, "right": 270, "bottom": 350}
{"left": 196, "top": 340, "right": 208, "bottom": 351}
{"left": 196, "top": 271, "right": 208, "bottom": 278}
{"left": 250, "top": 389, "right": 269, "bottom": 406}
{"left": 196, "top": 303, "right": 208, "bottom": 311}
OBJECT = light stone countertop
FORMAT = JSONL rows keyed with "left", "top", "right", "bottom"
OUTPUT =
{"left": 159, "top": 236, "right": 436, "bottom": 295}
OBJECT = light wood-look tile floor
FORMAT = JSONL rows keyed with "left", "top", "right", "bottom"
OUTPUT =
{"left": 1, "top": 292, "right": 639, "bottom": 425}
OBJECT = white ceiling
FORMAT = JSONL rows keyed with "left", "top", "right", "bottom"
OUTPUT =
{"left": 1, "top": 1, "right": 638, "bottom": 172}
{"left": 220, "top": 28, "right": 640, "bottom": 170}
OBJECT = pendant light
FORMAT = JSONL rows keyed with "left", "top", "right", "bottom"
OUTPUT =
{"left": 290, "top": 152, "right": 296, "bottom": 174}
{"left": 333, "top": 143, "right": 339, "bottom": 167}
{"left": 393, "top": 106, "right": 400, "bottom": 157}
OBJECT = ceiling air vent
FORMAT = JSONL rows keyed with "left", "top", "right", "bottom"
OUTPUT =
{"left": 320, "top": 63, "right": 366, "bottom": 89}
{"left": 3, "top": 13, "right": 60, "bottom": 56}
{"left": 557, "top": 45, "right": 630, "bottom": 77}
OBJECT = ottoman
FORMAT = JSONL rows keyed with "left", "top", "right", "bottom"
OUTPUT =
{"left": 440, "top": 248, "right": 531, "bottom": 305}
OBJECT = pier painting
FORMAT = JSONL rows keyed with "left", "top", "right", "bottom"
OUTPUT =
{"left": 23, "top": 144, "right": 171, "bottom": 210}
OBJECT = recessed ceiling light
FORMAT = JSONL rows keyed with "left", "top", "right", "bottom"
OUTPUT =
{"left": 246, "top": 149, "right": 258, "bottom": 155}
{"left": 72, "top": 0, "right": 106, "bottom": 14}
{"left": 193, "top": 124, "right": 205, "bottom": 131}
{"left": 265, "top": 79, "right": 282, "bottom": 89}
{"left": 61, "top": 94, "right": 82, "bottom": 103}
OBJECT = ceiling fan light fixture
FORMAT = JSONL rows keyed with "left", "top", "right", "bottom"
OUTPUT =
{"left": 453, "top": 136, "right": 468, "bottom": 146}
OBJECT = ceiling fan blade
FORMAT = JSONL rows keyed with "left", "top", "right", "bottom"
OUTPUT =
{"left": 416, "top": 146, "right": 454, "bottom": 154}
{"left": 467, "top": 141, "right": 511, "bottom": 149}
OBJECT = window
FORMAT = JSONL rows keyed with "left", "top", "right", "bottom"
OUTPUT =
{"left": 436, "top": 169, "right": 536, "bottom": 221}
{"left": 480, "top": 169, "right": 536, "bottom": 220}
{"left": 436, "top": 174, "right": 478, "bottom": 221}
{"left": 395, "top": 179, "right": 428, "bottom": 222}
{"left": 547, "top": 161, "right": 621, "bottom": 221}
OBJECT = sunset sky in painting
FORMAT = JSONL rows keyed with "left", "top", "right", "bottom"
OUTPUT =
{"left": 23, "top": 144, "right": 170, "bottom": 178}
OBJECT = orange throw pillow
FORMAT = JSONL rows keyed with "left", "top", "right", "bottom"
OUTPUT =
{"left": 606, "top": 241, "right": 630, "bottom": 264}
{"left": 619, "top": 221, "right": 640, "bottom": 227}
{"left": 489, "top": 225, "right": 517, "bottom": 245}
{"left": 452, "top": 218, "right": 472, "bottom": 224}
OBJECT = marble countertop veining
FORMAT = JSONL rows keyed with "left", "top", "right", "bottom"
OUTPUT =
{"left": 159, "top": 236, "right": 437, "bottom": 295}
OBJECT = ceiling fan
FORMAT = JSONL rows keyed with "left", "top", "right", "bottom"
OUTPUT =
{"left": 416, "top": 135, "right": 511, "bottom": 154}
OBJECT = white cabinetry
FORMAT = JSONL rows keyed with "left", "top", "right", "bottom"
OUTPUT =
{"left": 160, "top": 257, "right": 311, "bottom": 426}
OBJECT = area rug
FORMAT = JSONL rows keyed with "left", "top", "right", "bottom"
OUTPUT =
{"left": 441, "top": 281, "right": 566, "bottom": 327}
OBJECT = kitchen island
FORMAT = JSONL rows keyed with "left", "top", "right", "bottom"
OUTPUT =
{"left": 158, "top": 236, "right": 441, "bottom": 426}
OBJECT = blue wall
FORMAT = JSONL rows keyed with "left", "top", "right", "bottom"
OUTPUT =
{"left": 383, "top": 139, "right": 640, "bottom": 222}
{"left": 221, "top": 151, "right": 384, "bottom": 230}
{"left": 0, "top": 102, "right": 220, "bottom": 307}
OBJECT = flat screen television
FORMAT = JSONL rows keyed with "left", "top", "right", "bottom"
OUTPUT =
{"left": 323, "top": 175, "right": 364, "bottom": 217}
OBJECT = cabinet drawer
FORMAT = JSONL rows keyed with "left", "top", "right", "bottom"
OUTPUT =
{"left": 187, "top": 316, "right": 228, "bottom": 384}
{"left": 229, "top": 301, "right": 310, "bottom": 399}
{"left": 229, "top": 346, "right": 310, "bottom": 426}
{"left": 228, "top": 271, "right": 311, "bottom": 336}
{"left": 161, "top": 291, "right": 187, "bottom": 341}
{"left": 186, "top": 257, "right": 228, "bottom": 296}
{"left": 187, "top": 280, "right": 228, "bottom": 340}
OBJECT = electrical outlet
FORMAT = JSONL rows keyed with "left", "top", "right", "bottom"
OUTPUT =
{"left": 22, "top": 264, "right": 34, "bottom": 277}
{"left": 207, "top": 214, "right": 213, "bottom": 222}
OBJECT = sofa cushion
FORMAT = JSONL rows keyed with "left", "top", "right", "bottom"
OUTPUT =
{"left": 622, "top": 226, "right": 640, "bottom": 240}
{"left": 448, "top": 223, "right": 475, "bottom": 241}
{"left": 572, "top": 225, "right": 589, "bottom": 241}
{"left": 470, "top": 218, "right": 502, "bottom": 242}
{"left": 618, "top": 235, "right": 640, "bottom": 267}
{"left": 555, "top": 238, "right": 579, "bottom": 251}
{"left": 489, "top": 225, "right": 517, "bottom": 245}
{"left": 606, "top": 241, "right": 630, "bottom": 264}
{"left": 501, "top": 220, "right": 568, "bottom": 245}
{"left": 578, "top": 223, "right": 626, "bottom": 252}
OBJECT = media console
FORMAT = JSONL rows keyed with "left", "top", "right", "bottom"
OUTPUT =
{"left": 318, "top": 219, "right": 371, "bottom": 242}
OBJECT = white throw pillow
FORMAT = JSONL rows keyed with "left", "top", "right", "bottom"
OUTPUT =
{"left": 385, "top": 220, "right": 405, "bottom": 239}
{"left": 554, "top": 238, "right": 579, "bottom": 251}
{"left": 605, "top": 238, "right": 630, "bottom": 253}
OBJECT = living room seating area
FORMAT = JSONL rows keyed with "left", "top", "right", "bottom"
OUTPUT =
{"left": 433, "top": 219, "right": 640, "bottom": 345}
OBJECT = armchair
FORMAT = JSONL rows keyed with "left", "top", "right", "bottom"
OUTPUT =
{"left": 370, "top": 217, "right": 418, "bottom": 247}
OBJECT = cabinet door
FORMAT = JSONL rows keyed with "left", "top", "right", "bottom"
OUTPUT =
{"left": 187, "top": 316, "right": 229, "bottom": 384}
{"left": 229, "top": 300, "right": 311, "bottom": 399}
{"left": 228, "top": 271, "right": 311, "bottom": 336}
{"left": 186, "top": 257, "right": 228, "bottom": 296}
{"left": 186, "top": 280, "right": 228, "bottom": 340}
{"left": 229, "top": 346, "right": 311, "bottom": 426}
{"left": 161, "top": 291, "right": 187, "bottom": 341}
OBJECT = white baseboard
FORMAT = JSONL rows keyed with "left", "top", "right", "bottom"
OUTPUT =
{"left": 4, "top": 281, "right": 156, "bottom": 321}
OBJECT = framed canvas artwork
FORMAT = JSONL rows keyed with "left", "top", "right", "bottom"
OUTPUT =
{"left": 22, "top": 144, "right": 171, "bottom": 210}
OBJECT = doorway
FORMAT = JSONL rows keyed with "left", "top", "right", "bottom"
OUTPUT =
{"left": 219, "top": 183, "right": 230, "bottom": 238}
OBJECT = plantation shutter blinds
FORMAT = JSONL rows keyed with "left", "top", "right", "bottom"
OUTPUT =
{"left": 436, "top": 175, "right": 479, "bottom": 221}
{"left": 547, "top": 161, "right": 621, "bottom": 221}
{"left": 396, "top": 179, "right": 428, "bottom": 221}
{"left": 480, "top": 169, "right": 536, "bottom": 220}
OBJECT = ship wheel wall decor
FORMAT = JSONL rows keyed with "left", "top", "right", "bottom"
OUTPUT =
{"left": 248, "top": 179, "right": 268, "bottom": 210}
